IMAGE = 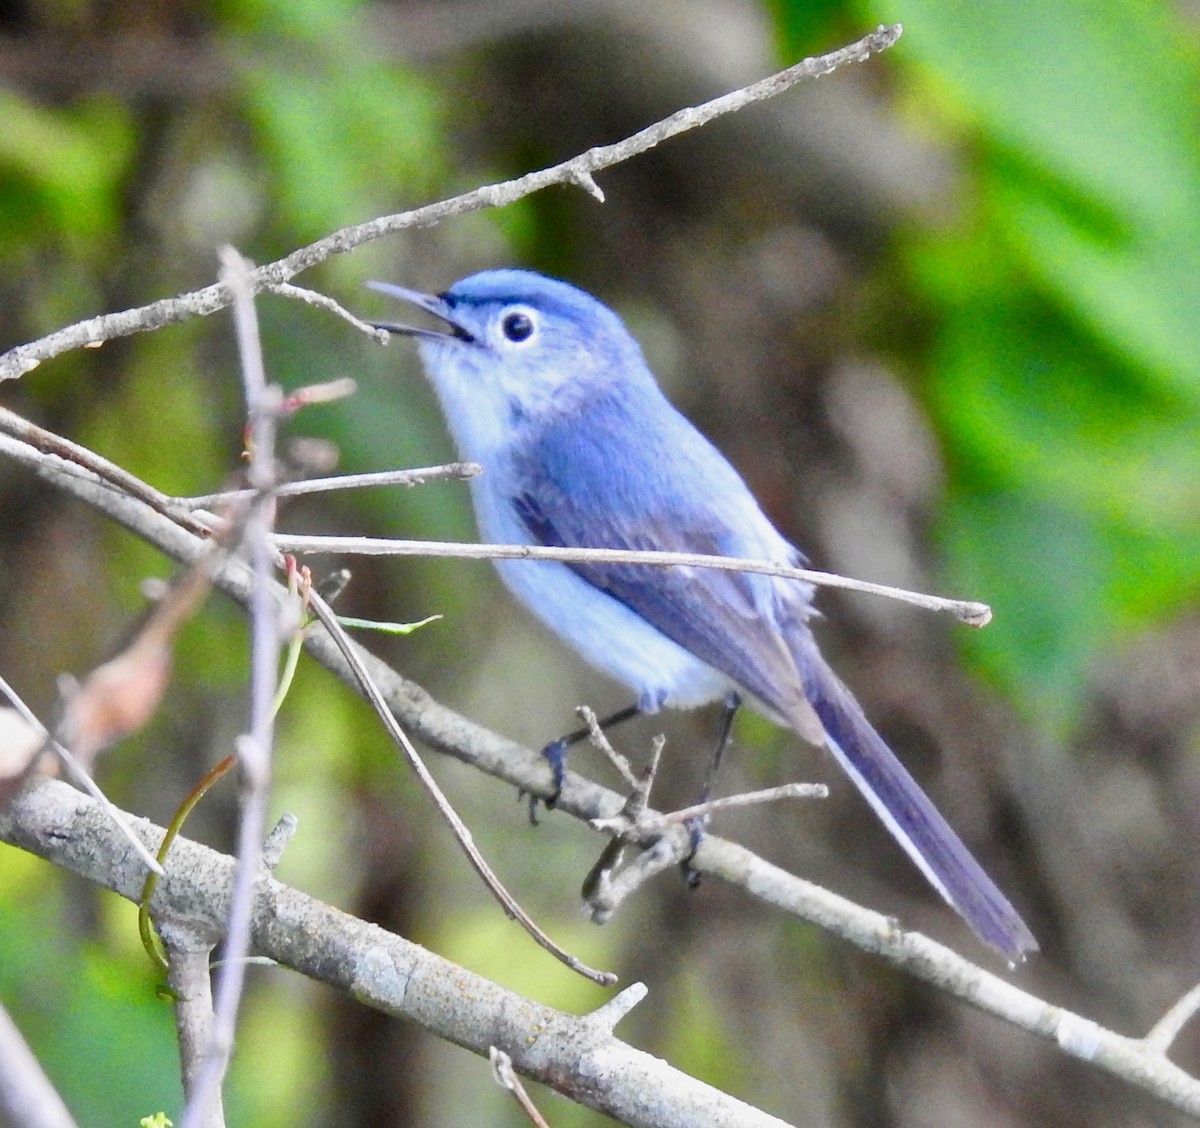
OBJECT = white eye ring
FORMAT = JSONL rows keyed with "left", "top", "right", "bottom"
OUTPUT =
{"left": 499, "top": 307, "right": 538, "bottom": 345}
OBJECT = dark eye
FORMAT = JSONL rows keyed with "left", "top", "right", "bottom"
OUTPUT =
{"left": 501, "top": 311, "right": 534, "bottom": 342}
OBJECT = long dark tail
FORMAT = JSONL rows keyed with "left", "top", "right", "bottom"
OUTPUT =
{"left": 795, "top": 638, "right": 1038, "bottom": 962}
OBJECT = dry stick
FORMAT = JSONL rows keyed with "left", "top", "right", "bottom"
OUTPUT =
{"left": 177, "top": 248, "right": 280, "bottom": 1128}
{"left": 578, "top": 730, "right": 667, "bottom": 904}
{"left": 490, "top": 1047, "right": 553, "bottom": 1128}
{"left": 303, "top": 585, "right": 617, "bottom": 987}
{"left": 0, "top": 1003, "right": 79, "bottom": 1128}
{"left": 576, "top": 705, "right": 642, "bottom": 791}
{"left": 7, "top": 434, "right": 1200, "bottom": 1118}
{"left": 267, "top": 281, "right": 390, "bottom": 341}
{"left": 180, "top": 463, "right": 481, "bottom": 510}
{"left": 162, "top": 936, "right": 224, "bottom": 1128}
{"left": 0, "top": 405, "right": 209, "bottom": 537}
{"left": 0, "top": 423, "right": 976, "bottom": 620}
{"left": 611, "top": 783, "right": 830, "bottom": 832}
{"left": 586, "top": 832, "right": 693, "bottom": 926}
{"left": 0, "top": 673, "right": 165, "bottom": 876}
{"left": 1145, "top": 982, "right": 1200, "bottom": 1056}
{"left": 273, "top": 534, "right": 993, "bottom": 627}
{"left": 0, "top": 24, "right": 902, "bottom": 382}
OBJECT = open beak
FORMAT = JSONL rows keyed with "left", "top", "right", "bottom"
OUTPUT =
{"left": 366, "top": 281, "right": 475, "bottom": 342}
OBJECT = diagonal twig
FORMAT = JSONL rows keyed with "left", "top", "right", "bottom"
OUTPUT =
{"left": 0, "top": 24, "right": 902, "bottom": 381}
{"left": 303, "top": 585, "right": 617, "bottom": 987}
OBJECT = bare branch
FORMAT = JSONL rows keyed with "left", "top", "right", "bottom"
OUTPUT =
{"left": 1, "top": 779, "right": 793, "bottom": 1128}
{"left": 179, "top": 463, "right": 481, "bottom": 510}
{"left": 304, "top": 584, "right": 616, "bottom": 987}
{"left": 0, "top": 25, "right": 902, "bottom": 381}
{"left": 160, "top": 930, "right": 224, "bottom": 1128}
{"left": 0, "top": 405, "right": 208, "bottom": 536}
{"left": 273, "top": 534, "right": 992, "bottom": 626}
{"left": 1144, "top": 981, "right": 1200, "bottom": 1056}
{"left": 576, "top": 705, "right": 642, "bottom": 791}
{"left": 178, "top": 247, "right": 280, "bottom": 1128}
{"left": 596, "top": 782, "right": 829, "bottom": 834}
{"left": 0, "top": 1003, "right": 78, "bottom": 1128}
{"left": 268, "top": 282, "right": 390, "bottom": 342}
{"left": 490, "top": 1047, "right": 552, "bottom": 1128}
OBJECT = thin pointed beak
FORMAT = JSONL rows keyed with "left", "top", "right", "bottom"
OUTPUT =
{"left": 366, "top": 281, "right": 475, "bottom": 342}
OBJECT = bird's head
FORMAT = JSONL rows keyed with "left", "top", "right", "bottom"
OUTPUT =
{"left": 369, "top": 270, "right": 649, "bottom": 442}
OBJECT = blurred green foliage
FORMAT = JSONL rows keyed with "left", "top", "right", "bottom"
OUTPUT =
{"left": 229, "top": 0, "right": 447, "bottom": 243}
{"left": 776, "top": 0, "right": 1200, "bottom": 733}
{"left": 897, "top": 0, "right": 1200, "bottom": 734}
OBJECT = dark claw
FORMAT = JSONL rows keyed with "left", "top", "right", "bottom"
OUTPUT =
{"left": 541, "top": 737, "right": 568, "bottom": 809}
{"left": 526, "top": 738, "right": 568, "bottom": 825}
{"left": 681, "top": 816, "right": 706, "bottom": 889}
{"left": 518, "top": 787, "right": 541, "bottom": 827}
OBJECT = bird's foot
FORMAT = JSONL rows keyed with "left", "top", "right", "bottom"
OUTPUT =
{"left": 680, "top": 815, "right": 707, "bottom": 889}
{"left": 526, "top": 737, "right": 568, "bottom": 825}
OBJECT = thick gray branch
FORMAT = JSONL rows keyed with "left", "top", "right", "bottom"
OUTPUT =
{"left": 0, "top": 779, "right": 791, "bottom": 1128}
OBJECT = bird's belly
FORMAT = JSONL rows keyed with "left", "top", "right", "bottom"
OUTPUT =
{"left": 493, "top": 556, "right": 733, "bottom": 711}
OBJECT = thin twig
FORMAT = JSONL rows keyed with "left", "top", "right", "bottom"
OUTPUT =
{"left": 0, "top": 25, "right": 902, "bottom": 381}
{"left": 178, "top": 248, "right": 280, "bottom": 1128}
{"left": 273, "top": 534, "right": 992, "bottom": 626}
{"left": 268, "top": 282, "right": 391, "bottom": 342}
{"left": 579, "top": 734, "right": 666, "bottom": 904}
{"left": 577, "top": 706, "right": 641, "bottom": 791}
{"left": 593, "top": 782, "right": 828, "bottom": 835}
{"left": 0, "top": 1003, "right": 78, "bottom": 1128}
{"left": 1145, "top": 981, "right": 1200, "bottom": 1056}
{"left": 587, "top": 832, "right": 693, "bottom": 924}
{"left": 161, "top": 933, "right": 223, "bottom": 1128}
{"left": 490, "top": 1047, "right": 552, "bottom": 1128}
{"left": 0, "top": 673, "right": 164, "bottom": 875}
{"left": 303, "top": 585, "right": 616, "bottom": 987}
{"left": 0, "top": 406, "right": 209, "bottom": 536}
{"left": 179, "top": 464, "right": 480, "bottom": 510}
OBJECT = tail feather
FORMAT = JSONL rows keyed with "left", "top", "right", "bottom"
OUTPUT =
{"left": 796, "top": 640, "right": 1038, "bottom": 962}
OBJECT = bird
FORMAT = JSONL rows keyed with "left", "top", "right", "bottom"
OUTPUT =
{"left": 369, "top": 268, "right": 1038, "bottom": 962}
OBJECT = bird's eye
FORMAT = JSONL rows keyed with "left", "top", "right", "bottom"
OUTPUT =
{"left": 501, "top": 311, "right": 535, "bottom": 343}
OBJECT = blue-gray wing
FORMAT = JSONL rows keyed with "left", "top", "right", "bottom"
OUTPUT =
{"left": 508, "top": 390, "right": 818, "bottom": 730}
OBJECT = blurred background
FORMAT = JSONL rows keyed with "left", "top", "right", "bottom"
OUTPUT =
{"left": 2, "top": 1, "right": 1199, "bottom": 1125}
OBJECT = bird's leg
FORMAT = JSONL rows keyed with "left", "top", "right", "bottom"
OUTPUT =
{"left": 683, "top": 692, "right": 741, "bottom": 886}
{"left": 534, "top": 703, "right": 643, "bottom": 819}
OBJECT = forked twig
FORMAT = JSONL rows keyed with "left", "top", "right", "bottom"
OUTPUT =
{"left": 179, "top": 464, "right": 480, "bottom": 510}
{"left": 1145, "top": 981, "right": 1200, "bottom": 1056}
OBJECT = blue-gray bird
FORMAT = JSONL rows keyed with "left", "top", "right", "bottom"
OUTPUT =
{"left": 370, "top": 268, "right": 1037, "bottom": 962}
